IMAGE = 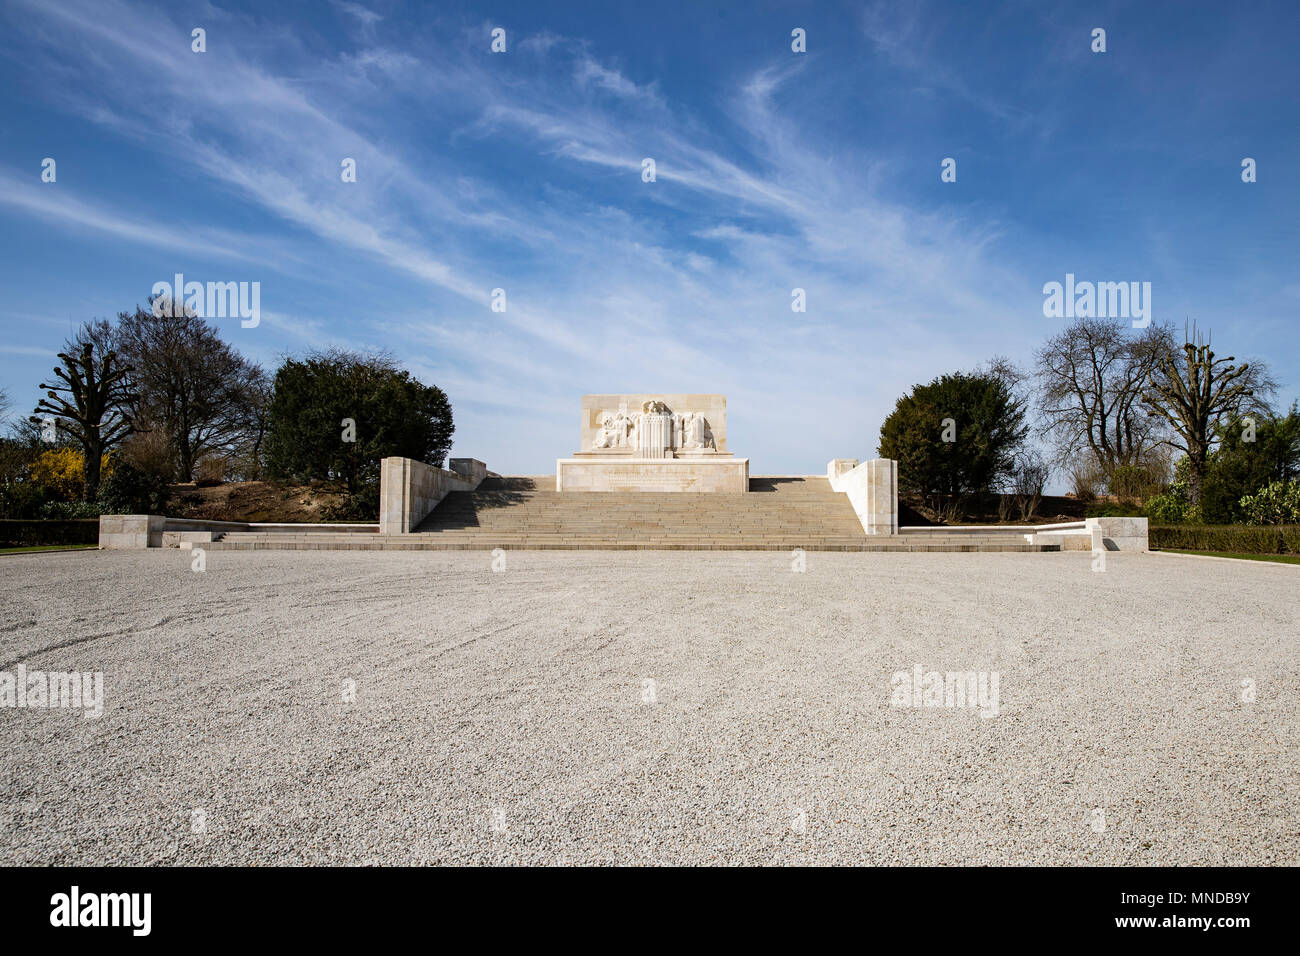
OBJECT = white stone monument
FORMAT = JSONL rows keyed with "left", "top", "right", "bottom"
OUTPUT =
{"left": 557, "top": 394, "right": 749, "bottom": 492}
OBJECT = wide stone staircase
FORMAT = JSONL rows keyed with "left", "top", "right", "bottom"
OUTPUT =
{"left": 206, "top": 476, "right": 1058, "bottom": 552}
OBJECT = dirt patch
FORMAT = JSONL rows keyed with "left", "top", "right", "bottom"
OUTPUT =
{"left": 165, "top": 481, "right": 349, "bottom": 522}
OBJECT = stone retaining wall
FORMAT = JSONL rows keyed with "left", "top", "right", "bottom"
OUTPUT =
{"left": 379, "top": 457, "right": 488, "bottom": 533}
{"left": 827, "top": 458, "right": 898, "bottom": 535}
{"left": 1031, "top": 517, "right": 1149, "bottom": 552}
{"left": 99, "top": 515, "right": 382, "bottom": 549}
{"left": 98, "top": 514, "right": 168, "bottom": 549}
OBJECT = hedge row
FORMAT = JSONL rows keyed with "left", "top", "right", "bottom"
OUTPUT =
{"left": 0, "top": 519, "right": 99, "bottom": 548}
{"left": 1151, "top": 524, "right": 1300, "bottom": 554}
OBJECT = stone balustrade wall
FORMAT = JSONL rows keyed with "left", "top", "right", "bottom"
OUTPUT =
{"left": 827, "top": 458, "right": 899, "bottom": 535}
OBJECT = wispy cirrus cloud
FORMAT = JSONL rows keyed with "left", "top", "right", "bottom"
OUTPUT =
{"left": 6, "top": 0, "right": 1231, "bottom": 472}
{"left": 858, "top": 0, "right": 1036, "bottom": 126}
{"left": 0, "top": 169, "right": 315, "bottom": 272}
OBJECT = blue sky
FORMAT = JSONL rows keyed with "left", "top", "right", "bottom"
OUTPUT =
{"left": 1, "top": 0, "right": 1296, "bottom": 476}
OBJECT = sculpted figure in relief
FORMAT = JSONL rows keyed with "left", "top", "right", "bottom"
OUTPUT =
{"left": 594, "top": 410, "right": 633, "bottom": 449}
{"left": 592, "top": 401, "right": 715, "bottom": 453}
{"left": 682, "top": 412, "right": 715, "bottom": 450}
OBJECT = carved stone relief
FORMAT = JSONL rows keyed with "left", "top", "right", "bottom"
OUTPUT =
{"left": 593, "top": 400, "right": 716, "bottom": 457}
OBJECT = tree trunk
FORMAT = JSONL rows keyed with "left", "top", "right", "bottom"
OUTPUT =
{"left": 178, "top": 435, "right": 193, "bottom": 483}
{"left": 83, "top": 435, "right": 103, "bottom": 501}
{"left": 177, "top": 400, "right": 193, "bottom": 482}
{"left": 1187, "top": 450, "right": 1206, "bottom": 506}
{"left": 249, "top": 423, "right": 265, "bottom": 481}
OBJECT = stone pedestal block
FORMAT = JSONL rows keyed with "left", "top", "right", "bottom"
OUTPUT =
{"left": 98, "top": 514, "right": 166, "bottom": 549}
{"left": 556, "top": 457, "right": 749, "bottom": 492}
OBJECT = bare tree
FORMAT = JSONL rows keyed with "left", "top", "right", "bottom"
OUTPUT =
{"left": 1012, "top": 449, "right": 1049, "bottom": 520}
{"left": 32, "top": 321, "right": 135, "bottom": 499}
{"left": 231, "top": 374, "right": 273, "bottom": 480}
{"left": 1143, "top": 324, "right": 1277, "bottom": 505}
{"left": 1035, "top": 317, "right": 1174, "bottom": 478}
{"left": 116, "top": 303, "right": 266, "bottom": 482}
{"left": 981, "top": 355, "right": 1031, "bottom": 395}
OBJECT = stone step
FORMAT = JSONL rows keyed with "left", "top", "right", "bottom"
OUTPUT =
{"left": 206, "top": 539, "right": 1057, "bottom": 552}
{"left": 220, "top": 529, "right": 1029, "bottom": 539}
{"left": 479, "top": 476, "right": 844, "bottom": 495}
{"left": 197, "top": 475, "right": 1062, "bottom": 553}
{"left": 208, "top": 533, "right": 1056, "bottom": 552}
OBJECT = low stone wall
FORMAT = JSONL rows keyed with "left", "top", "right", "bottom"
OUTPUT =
{"left": 449, "top": 458, "right": 488, "bottom": 486}
{"left": 555, "top": 457, "right": 749, "bottom": 492}
{"left": 379, "top": 457, "right": 487, "bottom": 533}
{"left": 1030, "top": 517, "right": 1149, "bottom": 552}
{"left": 828, "top": 458, "right": 898, "bottom": 535}
{"left": 100, "top": 515, "right": 381, "bottom": 549}
{"left": 158, "top": 518, "right": 251, "bottom": 549}
{"left": 901, "top": 518, "right": 1149, "bottom": 551}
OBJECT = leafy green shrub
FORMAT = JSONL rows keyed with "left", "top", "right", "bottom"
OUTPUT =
{"left": 1200, "top": 406, "right": 1300, "bottom": 523}
{"left": 40, "top": 500, "right": 103, "bottom": 519}
{"left": 0, "top": 483, "right": 51, "bottom": 520}
{"left": 1144, "top": 491, "right": 1200, "bottom": 524}
{"left": 1151, "top": 524, "right": 1300, "bottom": 554}
{"left": 97, "top": 460, "right": 169, "bottom": 514}
{"left": 1142, "top": 457, "right": 1199, "bottom": 523}
{"left": 320, "top": 489, "right": 378, "bottom": 522}
{"left": 1239, "top": 480, "right": 1300, "bottom": 525}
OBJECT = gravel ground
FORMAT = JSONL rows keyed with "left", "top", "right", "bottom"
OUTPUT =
{"left": 1, "top": 548, "right": 1297, "bottom": 866}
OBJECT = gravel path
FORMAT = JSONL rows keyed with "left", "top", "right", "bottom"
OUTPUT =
{"left": 1, "top": 548, "right": 1296, "bottom": 865}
